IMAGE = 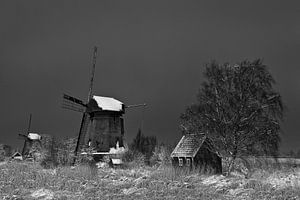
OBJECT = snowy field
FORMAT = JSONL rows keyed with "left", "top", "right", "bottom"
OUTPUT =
{"left": 0, "top": 161, "right": 300, "bottom": 200}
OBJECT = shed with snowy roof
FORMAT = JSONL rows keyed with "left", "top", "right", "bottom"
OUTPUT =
{"left": 171, "top": 134, "right": 222, "bottom": 173}
{"left": 11, "top": 151, "right": 23, "bottom": 161}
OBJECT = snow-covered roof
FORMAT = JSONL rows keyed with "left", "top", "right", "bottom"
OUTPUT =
{"left": 12, "top": 151, "right": 23, "bottom": 160}
{"left": 28, "top": 133, "right": 41, "bottom": 140}
{"left": 92, "top": 95, "right": 123, "bottom": 112}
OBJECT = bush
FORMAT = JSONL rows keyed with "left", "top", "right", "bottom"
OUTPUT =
{"left": 222, "top": 157, "right": 249, "bottom": 176}
{"left": 40, "top": 156, "right": 57, "bottom": 169}
{"left": 123, "top": 149, "right": 145, "bottom": 168}
{"left": 123, "top": 149, "right": 134, "bottom": 162}
{"left": 56, "top": 148, "right": 71, "bottom": 166}
{"left": 55, "top": 137, "right": 77, "bottom": 166}
{"left": 75, "top": 147, "right": 96, "bottom": 166}
{"left": 132, "top": 151, "right": 146, "bottom": 167}
{"left": 131, "top": 129, "right": 157, "bottom": 161}
{"left": 150, "top": 145, "right": 172, "bottom": 166}
{"left": 0, "top": 153, "right": 5, "bottom": 162}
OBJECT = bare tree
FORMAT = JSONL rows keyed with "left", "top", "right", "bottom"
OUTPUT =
{"left": 180, "top": 59, "right": 284, "bottom": 173}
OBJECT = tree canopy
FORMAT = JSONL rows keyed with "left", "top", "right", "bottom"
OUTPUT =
{"left": 180, "top": 60, "right": 284, "bottom": 163}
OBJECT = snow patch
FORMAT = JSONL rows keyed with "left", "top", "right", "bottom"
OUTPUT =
{"left": 31, "top": 188, "right": 54, "bottom": 200}
{"left": 202, "top": 175, "right": 231, "bottom": 188}
{"left": 122, "top": 187, "right": 147, "bottom": 195}
{"left": 264, "top": 173, "right": 300, "bottom": 188}
{"left": 109, "top": 141, "right": 126, "bottom": 154}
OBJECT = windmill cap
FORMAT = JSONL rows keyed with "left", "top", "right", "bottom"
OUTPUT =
{"left": 28, "top": 133, "right": 41, "bottom": 140}
{"left": 92, "top": 95, "right": 124, "bottom": 112}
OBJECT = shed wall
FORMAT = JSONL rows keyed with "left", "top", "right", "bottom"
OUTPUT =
{"left": 194, "top": 145, "right": 222, "bottom": 174}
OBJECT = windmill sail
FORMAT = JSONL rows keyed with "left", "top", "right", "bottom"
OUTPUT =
{"left": 21, "top": 114, "right": 32, "bottom": 156}
{"left": 74, "top": 46, "right": 98, "bottom": 155}
{"left": 62, "top": 94, "right": 86, "bottom": 113}
{"left": 75, "top": 112, "right": 90, "bottom": 153}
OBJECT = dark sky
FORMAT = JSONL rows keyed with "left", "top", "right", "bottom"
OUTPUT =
{"left": 1, "top": 1, "right": 299, "bottom": 152}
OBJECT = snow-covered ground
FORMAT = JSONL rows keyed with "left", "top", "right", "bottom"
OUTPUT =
{"left": 0, "top": 162, "right": 299, "bottom": 199}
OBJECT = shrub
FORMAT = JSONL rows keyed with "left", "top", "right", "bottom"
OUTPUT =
{"left": 0, "top": 153, "right": 5, "bottom": 162}
{"left": 222, "top": 157, "right": 251, "bottom": 176}
{"left": 131, "top": 129, "right": 157, "bottom": 161}
{"left": 123, "top": 149, "right": 145, "bottom": 168}
{"left": 150, "top": 144, "right": 172, "bottom": 166}
{"left": 40, "top": 156, "right": 57, "bottom": 169}
{"left": 55, "top": 148, "right": 70, "bottom": 166}
{"left": 55, "top": 137, "right": 77, "bottom": 166}
{"left": 123, "top": 149, "right": 135, "bottom": 162}
{"left": 132, "top": 151, "right": 146, "bottom": 167}
{"left": 75, "top": 147, "right": 96, "bottom": 166}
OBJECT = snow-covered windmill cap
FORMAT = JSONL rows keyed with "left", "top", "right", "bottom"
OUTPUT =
{"left": 28, "top": 133, "right": 41, "bottom": 140}
{"left": 92, "top": 95, "right": 124, "bottom": 112}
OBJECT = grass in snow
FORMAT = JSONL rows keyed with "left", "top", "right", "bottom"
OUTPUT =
{"left": 0, "top": 161, "right": 299, "bottom": 200}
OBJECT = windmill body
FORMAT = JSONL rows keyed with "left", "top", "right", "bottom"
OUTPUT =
{"left": 19, "top": 114, "right": 42, "bottom": 158}
{"left": 21, "top": 132, "right": 41, "bottom": 156}
{"left": 78, "top": 95, "right": 125, "bottom": 152}
{"left": 63, "top": 93, "right": 127, "bottom": 154}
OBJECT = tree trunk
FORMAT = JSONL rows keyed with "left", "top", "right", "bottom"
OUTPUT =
{"left": 227, "top": 155, "right": 236, "bottom": 176}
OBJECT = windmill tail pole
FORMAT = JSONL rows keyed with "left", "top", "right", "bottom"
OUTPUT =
{"left": 87, "top": 46, "right": 98, "bottom": 102}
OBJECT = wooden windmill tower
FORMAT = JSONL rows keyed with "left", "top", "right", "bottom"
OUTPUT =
{"left": 19, "top": 114, "right": 43, "bottom": 159}
{"left": 62, "top": 47, "right": 146, "bottom": 158}
{"left": 19, "top": 114, "right": 37, "bottom": 156}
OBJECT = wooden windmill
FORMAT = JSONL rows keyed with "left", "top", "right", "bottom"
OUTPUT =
{"left": 19, "top": 114, "right": 42, "bottom": 158}
{"left": 62, "top": 47, "right": 146, "bottom": 158}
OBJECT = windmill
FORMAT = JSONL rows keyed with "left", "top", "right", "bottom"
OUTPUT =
{"left": 62, "top": 47, "right": 146, "bottom": 159}
{"left": 18, "top": 114, "right": 42, "bottom": 158}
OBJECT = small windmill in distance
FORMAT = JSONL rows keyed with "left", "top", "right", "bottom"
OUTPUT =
{"left": 62, "top": 46, "right": 146, "bottom": 161}
{"left": 18, "top": 114, "right": 42, "bottom": 158}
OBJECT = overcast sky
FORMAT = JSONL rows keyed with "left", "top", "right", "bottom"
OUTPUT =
{"left": 1, "top": 1, "right": 299, "bottom": 152}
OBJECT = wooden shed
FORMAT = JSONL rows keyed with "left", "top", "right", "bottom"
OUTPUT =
{"left": 11, "top": 151, "right": 23, "bottom": 161}
{"left": 171, "top": 134, "right": 222, "bottom": 174}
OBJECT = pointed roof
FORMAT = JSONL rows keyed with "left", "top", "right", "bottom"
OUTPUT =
{"left": 171, "top": 134, "right": 206, "bottom": 158}
{"left": 92, "top": 95, "right": 124, "bottom": 112}
{"left": 12, "top": 151, "right": 22, "bottom": 157}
